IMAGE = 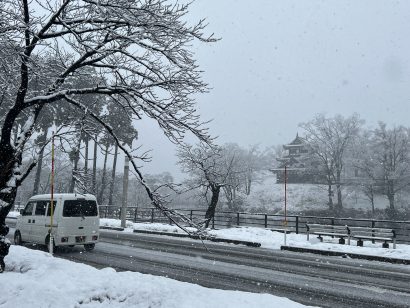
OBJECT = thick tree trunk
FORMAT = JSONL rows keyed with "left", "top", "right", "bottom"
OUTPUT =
{"left": 204, "top": 185, "right": 220, "bottom": 228}
{"left": 108, "top": 143, "right": 118, "bottom": 206}
{"left": 97, "top": 145, "right": 109, "bottom": 204}
{"left": 32, "top": 132, "right": 48, "bottom": 195}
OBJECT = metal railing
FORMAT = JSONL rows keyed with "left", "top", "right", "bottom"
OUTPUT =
{"left": 98, "top": 205, "right": 410, "bottom": 244}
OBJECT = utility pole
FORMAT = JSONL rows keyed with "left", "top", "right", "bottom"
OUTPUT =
{"left": 120, "top": 154, "right": 129, "bottom": 228}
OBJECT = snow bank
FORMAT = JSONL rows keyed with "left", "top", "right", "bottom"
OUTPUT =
{"left": 1, "top": 246, "right": 314, "bottom": 308}
{"left": 209, "top": 226, "right": 410, "bottom": 261}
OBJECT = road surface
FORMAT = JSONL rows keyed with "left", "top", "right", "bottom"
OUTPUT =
{"left": 6, "top": 219, "right": 410, "bottom": 308}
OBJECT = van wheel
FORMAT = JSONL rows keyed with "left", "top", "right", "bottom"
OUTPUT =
{"left": 14, "top": 231, "right": 22, "bottom": 245}
{"left": 45, "top": 235, "right": 57, "bottom": 253}
{"left": 84, "top": 243, "right": 95, "bottom": 251}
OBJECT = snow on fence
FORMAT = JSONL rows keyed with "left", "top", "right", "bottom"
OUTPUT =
{"left": 98, "top": 206, "right": 410, "bottom": 244}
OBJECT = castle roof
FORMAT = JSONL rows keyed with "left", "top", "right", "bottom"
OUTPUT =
{"left": 283, "top": 133, "right": 306, "bottom": 149}
{"left": 288, "top": 133, "right": 305, "bottom": 145}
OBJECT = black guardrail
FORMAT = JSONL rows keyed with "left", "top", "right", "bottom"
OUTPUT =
{"left": 99, "top": 206, "right": 410, "bottom": 244}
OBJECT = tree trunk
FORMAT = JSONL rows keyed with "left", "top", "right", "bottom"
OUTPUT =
{"left": 336, "top": 170, "right": 343, "bottom": 211}
{"left": 368, "top": 185, "right": 375, "bottom": 217}
{"left": 69, "top": 148, "right": 80, "bottom": 193}
{"left": 84, "top": 136, "right": 89, "bottom": 192}
{"left": 0, "top": 142, "right": 19, "bottom": 254}
{"left": 92, "top": 134, "right": 98, "bottom": 195}
{"left": 108, "top": 143, "right": 118, "bottom": 206}
{"left": 336, "top": 184, "right": 342, "bottom": 211}
{"left": 97, "top": 145, "right": 109, "bottom": 204}
{"left": 245, "top": 175, "right": 251, "bottom": 195}
{"left": 387, "top": 181, "right": 395, "bottom": 210}
{"left": 327, "top": 182, "right": 333, "bottom": 211}
{"left": 204, "top": 185, "right": 220, "bottom": 228}
{"left": 32, "top": 132, "right": 48, "bottom": 195}
{"left": 69, "top": 136, "right": 82, "bottom": 193}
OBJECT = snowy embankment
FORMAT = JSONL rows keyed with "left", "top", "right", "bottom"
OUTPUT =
{"left": 100, "top": 218, "right": 410, "bottom": 261}
{"left": 1, "top": 246, "right": 314, "bottom": 308}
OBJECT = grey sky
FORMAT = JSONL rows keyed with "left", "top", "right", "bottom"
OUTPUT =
{"left": 137, "top": 0, "right": 410, "bottom": 178}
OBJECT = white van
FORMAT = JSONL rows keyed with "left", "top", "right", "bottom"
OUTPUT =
{"left": 14, "top": 193, "right": 100, "bottom": 251}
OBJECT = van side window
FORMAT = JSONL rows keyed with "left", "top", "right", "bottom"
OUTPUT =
{"left": 34, "top": 201, "right": 47, "bottom": 216}
{"left": 22, "top": 202, "right": 35, "bottom": 216}
{"left": 46, "top": 201, "right": 56, "bottom": 216}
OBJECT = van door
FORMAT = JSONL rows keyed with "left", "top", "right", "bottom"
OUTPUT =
{"left": 60, "top": 199, "right": 99, "bottom": 243}
{"left": 19, "top": 201, "right": 36, "bottom": 242}
{"left": 31, "top": 200, "right": 48, "bottom": 244}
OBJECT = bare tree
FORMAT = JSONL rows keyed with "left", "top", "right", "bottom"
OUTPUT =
{"left": 369, "top": 123, "right": 410, "bottom": 217}
{"left": 0, "top": 0, "right": 216, "bottom": 268}
{"left": 300, "top": 114, "right": 363, "bottom": 213}
{"left": 177, "top": 143, "right": 239, "bottom": 228}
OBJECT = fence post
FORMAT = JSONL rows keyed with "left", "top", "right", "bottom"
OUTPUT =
{"left": 331, "top": 218, "right": 335, "bottom": 226}
{"left": 264, "top": 214, "right": 268, "bottom": 228}
{"left": 190, "top": 210, "right": 193, "bottom": 221}
{"left": 151, "top": 208, "right": 154, "bottom": 223}
{"left": 296, "top": 216, "right": 299, "bottom": 234}
{"left": 118, "top": 208, "right": 121, "bottom": 219}
{"left": 236, "top": 212, "right": 240, "bottom": 226}
{"left": 212, "top": 216, "right": 215, "bottom": 229}
{"left": 371, "top": 220, "right": 375, "bottom": 243}
{"left": 105, "top": 206, "right": 108, "bottom": 218}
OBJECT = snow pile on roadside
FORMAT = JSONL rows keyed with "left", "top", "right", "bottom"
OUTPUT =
{"left": 100, "top": 218, "right": 198, "bottom": 234}
{"left": 1, "top": 246, "right": 314, "bottom": 308}
{"left": 100, "top": 219, "right": 410, "bottom": 261}
{"left": 209, "top": 226, "right": 410, "bottom": 260}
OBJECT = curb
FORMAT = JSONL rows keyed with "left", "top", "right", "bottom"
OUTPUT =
{"left": 281, "top": 245, "right": 410, "bottom": 265}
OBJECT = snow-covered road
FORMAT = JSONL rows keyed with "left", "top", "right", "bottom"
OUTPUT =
{"left": 5, "top": 217, "right": 410, "bottom": 307}
{"left": 57, "top": 230, "right": 410, "bottom": 308}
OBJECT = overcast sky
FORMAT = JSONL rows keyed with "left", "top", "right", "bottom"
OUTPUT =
{"left": 136, "top": 0, "right": 410, "bottom": 179}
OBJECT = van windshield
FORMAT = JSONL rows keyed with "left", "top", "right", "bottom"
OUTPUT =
{"left": 63, "top": 200, "right": 98, "bottom": 217}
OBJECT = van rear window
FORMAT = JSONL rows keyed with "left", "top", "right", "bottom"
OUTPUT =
{"left": 63, "top": 200, "right": 98, "bottom": 217}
